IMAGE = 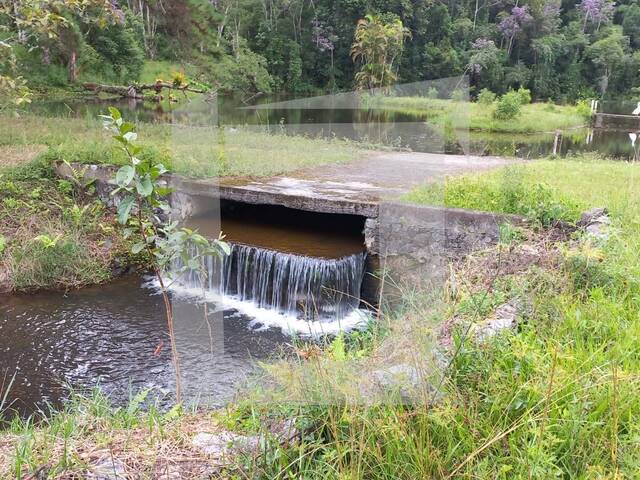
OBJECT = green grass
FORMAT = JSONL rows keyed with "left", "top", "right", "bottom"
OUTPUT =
{"left": 231, "top": 157, "right": 640, "bottom": 478}
{"left": 364, "top": 96, "right": 587, "bottom": 133}
{"left": 403, "top": 158, "right": 640, "bottom": 224}
{"left": 0, "top": 158, "right": 141, "bottom": 292}
{"left": 0, "top": 389, "right": 207, "bottom": 478}
{"left": 0, "top": 114, "right": 365, "bottom": 178}
{"left": 139, "top": 60, "right": 198, "bottom": 84}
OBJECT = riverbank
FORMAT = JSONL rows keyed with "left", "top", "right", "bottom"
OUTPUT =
{"left": 364, "top": 96, "right": 588, "bottom": 133}
{"left": 2, "top": 157, "right": 638, "bottom": 477}
{"left": 0, "top": 157, "right": 144, "bottom": 293}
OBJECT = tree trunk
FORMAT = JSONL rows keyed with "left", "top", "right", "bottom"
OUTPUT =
{"left": 68, "top": 51, "right": 78, "bottom": 83}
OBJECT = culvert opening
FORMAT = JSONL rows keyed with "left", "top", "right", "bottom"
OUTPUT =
{"left": 178, "top": 197, "right": 375, "bottom": 325}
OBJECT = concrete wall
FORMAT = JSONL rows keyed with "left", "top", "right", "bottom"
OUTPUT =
{"left": 365, "top": 202, "right": 525, "bottom": 293}
{"left": 56, "top": 163, "right": 524, "bottom": 299}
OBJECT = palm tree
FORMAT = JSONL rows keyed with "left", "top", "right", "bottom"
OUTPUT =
{"left": 351, "top": 14, "right": 411, "bottom": 92}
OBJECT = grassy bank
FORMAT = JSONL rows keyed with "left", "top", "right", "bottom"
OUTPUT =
{"left": 3, "top": 157, "right": 639, "bottom": 477}
{"left": 364, "top": 96, "right": 587, "bottom": 133}
{"left": 0, "top": 157, "right": 143, "bottom": 293}
{"left": 0, "top": 114, "right": 365, "bottom": 178}
{"left": 244, "top": 157, "right": 640, "bottom": 477}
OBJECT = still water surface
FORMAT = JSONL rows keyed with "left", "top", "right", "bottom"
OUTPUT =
{"left": 27, "top": 96, "right": 640, "bottom": 160}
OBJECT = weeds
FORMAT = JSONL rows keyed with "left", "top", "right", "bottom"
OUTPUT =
{"left": 0, "top": 156, "right": 139, "bottom": 292}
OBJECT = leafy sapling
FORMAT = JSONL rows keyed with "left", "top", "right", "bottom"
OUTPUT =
{"left": 102, "top": 107, "right": 229, "bottom": 403}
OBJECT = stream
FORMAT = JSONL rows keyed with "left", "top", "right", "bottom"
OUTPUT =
{"left": 4, "top": 95, "right": 638, "bottom": 415}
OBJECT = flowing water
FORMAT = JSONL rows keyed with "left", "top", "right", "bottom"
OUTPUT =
{"left": 0, "top": 211, "right": 368, "bottom": 415}
{"left": 6, "top": 95, "right": 637, "bottom": 413}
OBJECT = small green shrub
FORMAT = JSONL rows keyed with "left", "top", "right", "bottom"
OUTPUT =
{"left": 515, "top": 86, "right": 532, "bottom": 104}
{"left": 493, "top": 91, "right": 522, "bottom": 120}
{"left": 576, "top": 99, "right": 592, "bottom": 119}
{"left": 450, "top": 89, "right": 466, "bottom": 102}
{"left": 426, "top": 87, "right": 439, "bottom": 99}
{"left": 477, "top": 88, "right": 496, "bottom": 105}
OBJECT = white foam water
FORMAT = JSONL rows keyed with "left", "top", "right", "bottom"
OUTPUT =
{"left": 145, "top": 242, "right": 371, "bottom": 337}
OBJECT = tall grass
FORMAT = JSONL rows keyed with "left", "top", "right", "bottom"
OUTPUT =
{"left": 237, "top": 158, "right": 640, "bottom": 478}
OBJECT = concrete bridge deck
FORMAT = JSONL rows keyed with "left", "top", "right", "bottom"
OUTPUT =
{"left": 171, "top": 151, "right": 511, "bottom": 217}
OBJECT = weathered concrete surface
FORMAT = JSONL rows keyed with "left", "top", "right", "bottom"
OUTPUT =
{"left": 57, "top": 152, "right": 511, "bottom": 218}
{"left": 594, "top": 113, "right": 640, "bottom": 129}
{"left": 291, "top": 152, "right": 510, "bottom": 199}
{"left": 367, "top": 202, "right": 527, "bottom": 292}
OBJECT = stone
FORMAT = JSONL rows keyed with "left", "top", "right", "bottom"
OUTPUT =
{"left": 474, "top": 301, "right": 519, "bottom": 341}
{"left": 578, "top": 207, "right": 611, "bottom": 240}
{"left": 578, "top": 207, "right": 608, "bottom": 227}
{"left": 192, "top": 431, "right": 259, "bottom": 458}
{"left": 87, "top": 457, "right": 127, "bottom": 480}
{"left": 369, "top": 364, "right": 422, "bottom": 403}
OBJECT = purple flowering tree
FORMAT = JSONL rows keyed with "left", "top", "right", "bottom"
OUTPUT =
{"left": 498, "top": 5, "right": 533, "bottom": 54}
{"left": 541, "top": 0, "right": 562, "bottom": 33}
{"left": 580, "top": 0, "right": 615, "bottom": 32}
{"left": 311, "top": 19, "right": 339, "bottom": 88}
{"left": 469, "top": 38, "right": 500, "bottom": 73}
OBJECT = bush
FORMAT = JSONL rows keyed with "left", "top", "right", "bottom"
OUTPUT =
{"left": 450, "top": 89, "right": 466, "bottom": 101}
{"left": 515, "top": 86, "right": 532, "bottom": 104}
{"left": 477, "top": 88, "right": 496, "bottom": 105}
{"left": 576, "top": 99, "right": 592, "bottom": 119}
{"left": 426, "top": 87, "right": 439, "bottom": 99}
{"left": 493, "top": 91, "right": 522, "bottom": 120}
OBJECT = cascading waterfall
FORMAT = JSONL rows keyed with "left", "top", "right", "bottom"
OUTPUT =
{"left": 174, "top": 242, "right": 367, "bottom": 321}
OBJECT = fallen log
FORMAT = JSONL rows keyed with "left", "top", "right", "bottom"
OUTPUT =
{"left": 82, "top": 81, "right": 209, "bottom": 100}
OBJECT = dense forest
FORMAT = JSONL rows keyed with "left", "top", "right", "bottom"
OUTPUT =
{"left": 1, "top": 0, "right": 639, "bottom": 101}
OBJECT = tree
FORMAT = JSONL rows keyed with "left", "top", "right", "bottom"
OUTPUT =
{"left": 586, "top": 27, "right": 628, "bottom": 95}
{"left": 102, "top": 108, "right": 229, "bottom": 403}
{"left": 351, "top": 14, "right": 410, "bottom": 91}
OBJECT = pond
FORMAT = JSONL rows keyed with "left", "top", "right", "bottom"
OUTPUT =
{"left": 26, "top": 96, "right": 640, "bottom": 160}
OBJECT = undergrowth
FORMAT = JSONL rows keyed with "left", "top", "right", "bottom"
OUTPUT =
{"left": 0, "top": 157, "right": 140, "bottom": 292}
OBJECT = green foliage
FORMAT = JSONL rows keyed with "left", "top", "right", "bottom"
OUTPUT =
{"left": 450, "top": 89, "right": 466, "bottom": 101}
{"left": 477, "top": 88, "right": 496, "bottom": 105}
{"left": 515, "top": 86, "right": 531, "bottom": 105}
{"left": 10, "top": 236, "right": 110, "bottom": 290}
{"left": 493, "top": 90, "right": 523, "bottom": 120}
{"left": 404, "top": 164, "right": 583, "bottom": 226}
{"left": 576, "top": 99, "right": 592, "bottom": 119}
{"left": 103, "top": 107, "right": 229, "bottom": 274}
{"left": 351, "top": 14, "right": 410, "bottom": 91}
{"left": 2, "top": 0, "right": 639, "bottom": 100}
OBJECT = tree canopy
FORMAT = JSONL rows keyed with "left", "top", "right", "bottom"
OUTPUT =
{"left": 1, "top": 0, "right": 639, "bottom": 100}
